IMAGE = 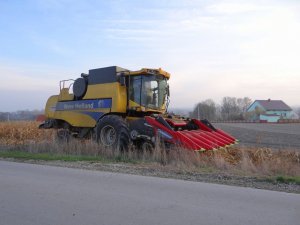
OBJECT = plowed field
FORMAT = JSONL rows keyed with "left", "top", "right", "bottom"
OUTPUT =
{"left": 214, "top": 123, "right": 300, "bottom": 150}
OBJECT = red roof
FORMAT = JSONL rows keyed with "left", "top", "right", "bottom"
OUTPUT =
{"left": 256, "top": 100, "right": 292, "bottom": 111}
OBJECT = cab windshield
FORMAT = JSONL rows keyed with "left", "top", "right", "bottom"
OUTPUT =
{"left": 130, "top": 75, "right": 168, "bottom": 110}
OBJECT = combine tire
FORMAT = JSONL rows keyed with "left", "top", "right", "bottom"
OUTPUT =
{"left": 56, "top": 129, "right": 71, "bottom": 143}
{"left": 139, "top": 141, "right": 154, "bottom": 153}
{"left": 73, "top": 77, "right": 87, "bottom": 99}
{"left": 96, "top": 115, "right": 130, "bottom": 151}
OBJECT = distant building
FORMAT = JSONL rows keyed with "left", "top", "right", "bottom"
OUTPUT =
{"left": 247, "top": 99, "right": 292, "bottom": 122}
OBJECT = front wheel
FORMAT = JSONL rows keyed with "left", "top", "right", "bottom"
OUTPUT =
{"left": 96, "top": 115, "right": 130, "bottom": 151}
{"left": 140, "top": 141, "right": 154, "bottom": 153}
{"left": 56, "top": 129, "right": 71, "bottom": 143}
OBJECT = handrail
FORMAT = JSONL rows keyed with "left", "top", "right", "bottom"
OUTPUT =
{"left": 59, "top": 79, "right": 75, "bottom": 92}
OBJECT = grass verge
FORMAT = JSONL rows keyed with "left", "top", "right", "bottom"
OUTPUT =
{"left": 265, "top": 176, "right": 300, "bottom": 185}
{"left": 0, "top": 150, "right": 136, "bottom": 163}
{"left": 0, "top": 150, "right": 105, "bottom": 162}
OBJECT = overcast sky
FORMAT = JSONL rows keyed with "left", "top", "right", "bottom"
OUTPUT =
{"left": 0, "top": 0, "right": 299, "bottom": 111}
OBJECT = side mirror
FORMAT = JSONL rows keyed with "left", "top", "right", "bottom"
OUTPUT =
{"left": 119, "top": 76, "right": 126, "bottom": 86}
{"left": 166, "top": 85, "right": 170, "bottom": 97}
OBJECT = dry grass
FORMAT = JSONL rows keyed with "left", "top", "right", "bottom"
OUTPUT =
{"left": 0, "top": 121, "right": 299, "bottom": 177}
{"left": 166, "top": 147, "right": 300, "bottom": 176}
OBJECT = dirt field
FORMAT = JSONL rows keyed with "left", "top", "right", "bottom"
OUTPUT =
{"left": 214, "top": 123, "right": 300, "bottom": 150}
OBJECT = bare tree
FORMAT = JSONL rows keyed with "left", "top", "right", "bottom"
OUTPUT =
{"left": 221, "top": 97, "right": 241, "bottom": 120}
{"left": 191, "top": 99, "right": 217, "bottom": 121}
{"left": 0, "top": 110, "right": 44, "bottom": 121}
{"left": 237, "top": 97, "right": 252, "bottom": 119}
{"left": 0, "top": 112, "right": 9, "bottom": 121}
{"left": 189, "top": 97, "right": 252, "bottom": 121}
{"left": 215, "top": 104, "right": 222, "bottom": 120}
{"left": 237, "top": 97, "right": 252, "bottom": 113}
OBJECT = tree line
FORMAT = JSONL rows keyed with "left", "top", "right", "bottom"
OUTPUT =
{"left": 0, "top": 110, "right": 43, "bottom": 121}
{"left": 189, "top": 97, "right": 253, "bottom": 121}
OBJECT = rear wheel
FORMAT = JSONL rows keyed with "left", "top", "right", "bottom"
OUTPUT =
{"left": 96, "top": 115, "right": 130, "bottom": 151}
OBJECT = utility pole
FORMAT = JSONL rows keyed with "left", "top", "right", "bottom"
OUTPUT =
{"left": 197, "top": 104, "right": 200, "bottom": 120}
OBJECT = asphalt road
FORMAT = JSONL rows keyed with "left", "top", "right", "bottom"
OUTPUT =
{"left": 0, "top": 161, "right": 299, "bottom": 225}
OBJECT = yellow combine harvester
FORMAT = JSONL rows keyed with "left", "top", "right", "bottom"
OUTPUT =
{"left": 40, "top": 66, "right": 236, "bottom": 151}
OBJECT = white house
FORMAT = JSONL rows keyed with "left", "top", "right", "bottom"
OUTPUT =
{"left": 247, "top": 99, "right": 293, "bottom": 122}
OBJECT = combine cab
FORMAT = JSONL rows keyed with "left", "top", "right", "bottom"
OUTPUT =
{"left": 40, "top": 66, "right": 237, "bottom": 151}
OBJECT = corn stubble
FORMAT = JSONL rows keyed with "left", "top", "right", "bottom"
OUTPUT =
{"left": 0, "top": 121, "right": 54, "bottom": 145}
{"left": 0, "top": 121, "right": 299, "bottom": 176}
